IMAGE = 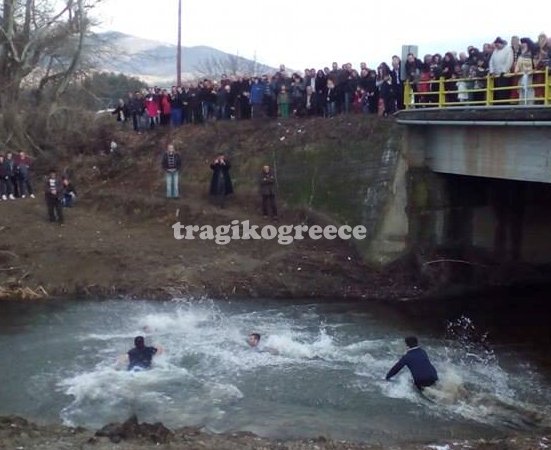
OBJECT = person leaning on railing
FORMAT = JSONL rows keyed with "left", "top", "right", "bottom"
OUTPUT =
{"left": 534, "top": 33, "right": 550, "bottom": 103}
{"left": 489, "top": 36, "right": 514, "bottom": 104}
{"left": 515, "top": 38, "right": 536, "bottom": 105}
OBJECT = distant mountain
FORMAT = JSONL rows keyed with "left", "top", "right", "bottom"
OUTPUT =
{"left": 88, "top": 31, "right": 276, "bottom": 85}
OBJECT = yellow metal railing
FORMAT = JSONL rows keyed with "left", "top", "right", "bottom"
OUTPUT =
{"left": 404, "top": 69, "right": 551, "bottom": 109}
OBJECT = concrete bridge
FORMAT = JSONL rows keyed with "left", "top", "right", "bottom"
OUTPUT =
{"left": 397, "top": 107, "right": 551, "bottom": 184}
{"left": 370, "top": 107, "right": 551, "bottom": 266}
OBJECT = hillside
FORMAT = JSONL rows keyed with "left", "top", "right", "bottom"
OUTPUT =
{"left": 0, "top": 115, "right": 419, "bottom": 301}
{"left": 88, "top": 31, "right": 276, "bottom": 84}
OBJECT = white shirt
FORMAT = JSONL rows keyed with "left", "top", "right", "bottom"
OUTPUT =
{"left": 489, "top": 46, "right": 514, "bottom": 75}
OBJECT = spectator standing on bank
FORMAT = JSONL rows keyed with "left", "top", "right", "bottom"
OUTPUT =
{"left": 161, "top": 143, "right": 182, "bottom": 199}
{"left": 128, "top": 91, "right": 145, "bottom": 133}
{"left": 44, "top": 169, "right": 63, "bottom": 224}
{"left": 112, "top": 98, "right": 129, "bottom": 127}
{"left": 4, "top": 151, "right": 17, "bottom": 199}
{"left": 61, "top": 176, "right": 77, "bottom": 207}
{"left": 0, "top": 154, "right": 9, "bottom": 200}
{"left": 209, "top": 153, "right": 233, "bottom": 209}
{"left": 259, "top": 165, "right": 278, "bottom": 220}
{"left": 16, "top": 151, "right": 35, "bottom": 199}
{"left": 277, "top": 85, "right": 290, "bottom": 118}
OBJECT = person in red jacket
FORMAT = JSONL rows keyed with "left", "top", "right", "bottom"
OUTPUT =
{"left": 145, "top": 90, "right": 159, "bottom": 129}
{"left": 159, "top": 89, "right": 172, "bottom": 126}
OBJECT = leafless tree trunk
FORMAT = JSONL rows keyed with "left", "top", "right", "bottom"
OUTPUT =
{"left": 0, "top": 0, "right": 103, "bottom": 144}
{"left": 177, "top": 0, "right": 181, "bottom": 85}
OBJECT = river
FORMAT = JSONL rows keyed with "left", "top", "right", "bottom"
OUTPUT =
{"left": 0, "top": 297, "right": 550, "bottom": 445}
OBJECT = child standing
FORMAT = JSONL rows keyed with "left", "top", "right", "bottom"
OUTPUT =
{"left": 277, "top": 85, "right": 290, "bottom": 118}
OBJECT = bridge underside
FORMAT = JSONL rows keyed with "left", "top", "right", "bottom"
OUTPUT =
{"left": 398, "top": 107, "right": 551, "bottom": 184}
{"left": 397, "top": 107, "right": 551, "bottom": 264}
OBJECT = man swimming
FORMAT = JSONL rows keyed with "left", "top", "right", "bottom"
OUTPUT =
{"left": 127, "top": 336, "right": 159, "bottom": 371}
{"left": 247, "top": 333, "right": 279, "bottom": 355}
{"left": 385, "top": 336, "right": 438, "bottom": 390}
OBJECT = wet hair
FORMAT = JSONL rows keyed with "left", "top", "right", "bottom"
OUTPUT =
{"left": 134, "top": 336, "right": 145, "bottom": 348}
{"left": 250, "top": 333, "right": 261, "bottom": 342}
{"left": 405, "top": 336, "right": 418, "bottom": 348}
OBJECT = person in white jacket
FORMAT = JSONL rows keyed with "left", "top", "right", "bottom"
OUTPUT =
{"left": 489, "top": 37, "right": 514, "bottom": 104}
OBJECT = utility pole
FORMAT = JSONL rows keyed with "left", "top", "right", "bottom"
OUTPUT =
{"left": 177, "top": 0, "right": 182, "bottom": 85}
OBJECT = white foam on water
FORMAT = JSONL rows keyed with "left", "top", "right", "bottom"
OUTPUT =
{"left": 51, "top": 300, "right": 551, "bottom": 436}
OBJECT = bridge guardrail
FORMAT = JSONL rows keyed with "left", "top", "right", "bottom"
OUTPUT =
{"left": 404, "top": 69, "right": 550, "bottom": 109}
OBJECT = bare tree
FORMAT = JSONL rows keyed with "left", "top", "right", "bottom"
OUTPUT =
{"left": 0, "top": 0, "right": 104, "bottom": 143}
{"left": 194, "top": 51, "right": 269, "bottom": 79}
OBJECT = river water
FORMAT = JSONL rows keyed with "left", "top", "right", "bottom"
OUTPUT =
{"left": 0, "top": 298, "right": 550, "bottom": 445}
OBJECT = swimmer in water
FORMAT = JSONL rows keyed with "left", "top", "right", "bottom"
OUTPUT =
{"left": 247, "top": 333, "right": 279, "bottom": 355}
{"left": 124, "top": 336, "right": 162, "bottom": 371}
{"left": 385, "top": 336, "right": 438, "bottom": 391}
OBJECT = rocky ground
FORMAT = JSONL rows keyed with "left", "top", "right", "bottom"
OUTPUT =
{"left": 1, "top": 415, "right": 550, "bottom": 450}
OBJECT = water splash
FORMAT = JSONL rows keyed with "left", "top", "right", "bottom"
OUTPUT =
{"left": 2, "top": 299, "right": 550, "bottom": 441}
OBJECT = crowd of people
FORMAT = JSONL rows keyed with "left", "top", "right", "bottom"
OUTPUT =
{"left": 110, "top": 33, "right": 551, "bottom": 129}
{"left": 405, "top": 34, "right": 551, "bottom": 106}
{"left": 3, "top": 33, "right": 550, "bottom": 223}
{"left": 1, "top": 149, "right": 76, "bottom": 225}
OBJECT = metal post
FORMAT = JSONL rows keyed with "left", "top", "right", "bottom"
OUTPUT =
{"left": 177, "top": 0, "right": 182, "bottom": 86}
{"left": 438, "top": 77, "right": 445, "bottom": 107}
{"left": 545, "top": 69, "right": 549, "bottom": 106}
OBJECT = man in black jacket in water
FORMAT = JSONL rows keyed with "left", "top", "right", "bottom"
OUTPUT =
{"left": 386, "top": 336, "right": 438, "bottom": 390}
{"left": 127, "top": 336, "right": 159, "bottom": 371}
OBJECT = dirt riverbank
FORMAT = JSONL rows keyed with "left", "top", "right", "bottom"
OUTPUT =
{"left": 1, "top": 415, "right": 550, "bottom": 450}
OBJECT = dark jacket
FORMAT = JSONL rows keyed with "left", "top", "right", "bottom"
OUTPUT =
{"left": 0, "top": 160, "right": 8, "bottom": 178}
{"left": 259, "top": 170, "right": 276, "bottom": 196}
{"left": 16, "top": 156, "right": 32, "bottom": 178}
{"left": 303, "top": 92, "right": 320, "bottom": 116}
{"left": 209, "top": 160, "right": 233, "bottom": 196}
{"left": 386, "top": 347, "right": 438, "bottom": 388}
{"left": 112, "top": 103, "right": 129, "bottom": 122}
{"left": 62, "top": 182, "right": 77, "bottom": 197}
{"left": 127, "top": 96, "right": 141, "bottom": 114}
{"left": 3, "top": 158, "right": 15, "bottom": 177}
{"left": 162, "top": 152, "right": 182, "bottom": 171}
{"left": 128, "top": 346, "right": 157, "bottom": 370}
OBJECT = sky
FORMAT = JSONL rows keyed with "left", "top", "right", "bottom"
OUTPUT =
{"left": 95, "top": 0, "right": 551, "bottom": 70}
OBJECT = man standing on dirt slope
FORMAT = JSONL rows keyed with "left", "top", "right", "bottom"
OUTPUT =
{"left": 259, "top": 165, "right": 278, "bottom": 220}
{"left": 209, "top": 152, "right": 233, "bottom": 208}
{"left": 161, "top": 143, "right": 182, "bottom": 199}
{"left": 44, "top": 168, "right": 64, "bottom": 225}
{"left": 385, "top": 336, "right": 438, "bottom": 391}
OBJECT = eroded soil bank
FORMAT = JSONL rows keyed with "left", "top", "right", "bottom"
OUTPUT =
{"left": 1, "top": 415, "right": 550, "bottom": 450}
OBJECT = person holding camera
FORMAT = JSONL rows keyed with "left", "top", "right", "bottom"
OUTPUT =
{"left": 209, "top": 153, "right": 233, "bottom": 208}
